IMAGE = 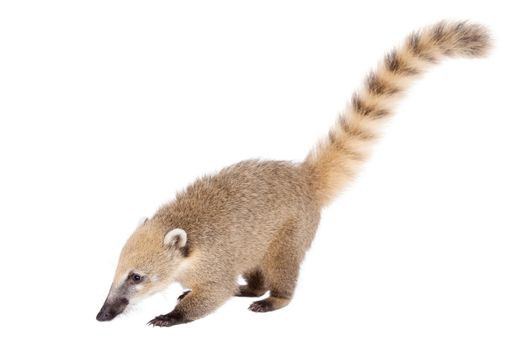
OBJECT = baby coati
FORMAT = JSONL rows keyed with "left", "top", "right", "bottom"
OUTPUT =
{"left": 96, "top": 21, "right": 490, "bottom": 327}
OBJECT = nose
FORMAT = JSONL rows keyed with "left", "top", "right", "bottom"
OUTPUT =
{"left": 96, "top": 309, "right": 114, "bottom": 321}
{"left": 96, "top": 297, "right": 129, "bottom": 322}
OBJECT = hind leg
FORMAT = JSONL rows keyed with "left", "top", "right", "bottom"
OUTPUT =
{"left": 248, "top": 261, "right": 300, "bottom": 312}
{"left": 249, "top": 220, "right": 314, "bottom": 313}
{"left": 236, "top": 268, "right": 267, "bottom": 297}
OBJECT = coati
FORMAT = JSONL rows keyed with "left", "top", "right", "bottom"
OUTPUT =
{"left": 96, "top": 21, "right": 491, "bottom": 327}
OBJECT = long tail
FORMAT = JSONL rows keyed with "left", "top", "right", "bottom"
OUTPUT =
{"left": 303, "top": 21, "right": 491, "bottom": 207}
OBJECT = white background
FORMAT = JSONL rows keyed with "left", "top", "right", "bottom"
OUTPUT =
{"left": 0, "top": 1, "right": 523, "bottom": 349}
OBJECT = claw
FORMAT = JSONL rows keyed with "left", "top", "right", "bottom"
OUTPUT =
{"left": 146, "top": 305, "right": 192, "bottom": 327}
{"left": 148, "top": 315, "right": 170, "bottom": 327}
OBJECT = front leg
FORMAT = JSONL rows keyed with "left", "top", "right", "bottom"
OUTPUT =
{"left": 148, "top": 281, "right": 235, "bottom": 327}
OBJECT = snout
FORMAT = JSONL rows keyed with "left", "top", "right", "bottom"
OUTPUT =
{"left": 96, "top": 297, "right": 129, "bottom": 322}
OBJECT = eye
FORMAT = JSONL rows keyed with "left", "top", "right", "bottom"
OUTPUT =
{"left": 129, "top": 273, "right": 143, "bottom": 284}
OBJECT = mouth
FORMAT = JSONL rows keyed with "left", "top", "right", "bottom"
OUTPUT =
{"left": 96, "top": 297, "right": 129, "bottom": 322}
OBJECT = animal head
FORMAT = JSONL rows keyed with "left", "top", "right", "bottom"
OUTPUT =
{"left": 96, "top": 218, "right": 188, "bottom": 321}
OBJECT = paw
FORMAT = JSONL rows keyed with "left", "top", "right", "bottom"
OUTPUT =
{"left": 248, "top": 299, "right": 273, "bottom": 313}
{"left": 147, "top": 311, "right": 188, "bottom": 327}
{"left": 147, "top": 314, "right": 177, "bottom": 327}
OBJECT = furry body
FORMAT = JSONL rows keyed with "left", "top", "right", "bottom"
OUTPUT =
{"left": 97, "top": 21, "right": 490, "bottom": 326}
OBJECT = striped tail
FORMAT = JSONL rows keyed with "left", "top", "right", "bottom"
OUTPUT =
{"left": 303, "top": 21, "right": 491, "bottom": 207}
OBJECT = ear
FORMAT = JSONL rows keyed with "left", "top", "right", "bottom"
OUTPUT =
{"left": 137, "top": 217, "right": 148, "bottom": 228}
{"left": 163, "top": 228, "right": 187, "bottom": 249}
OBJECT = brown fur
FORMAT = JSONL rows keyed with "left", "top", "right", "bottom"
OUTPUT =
{"left": 148, "top": 160, "right": 321, "bottom": 324}
{"left": 97, "top": 21, "right": 491, "bottom": 327}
